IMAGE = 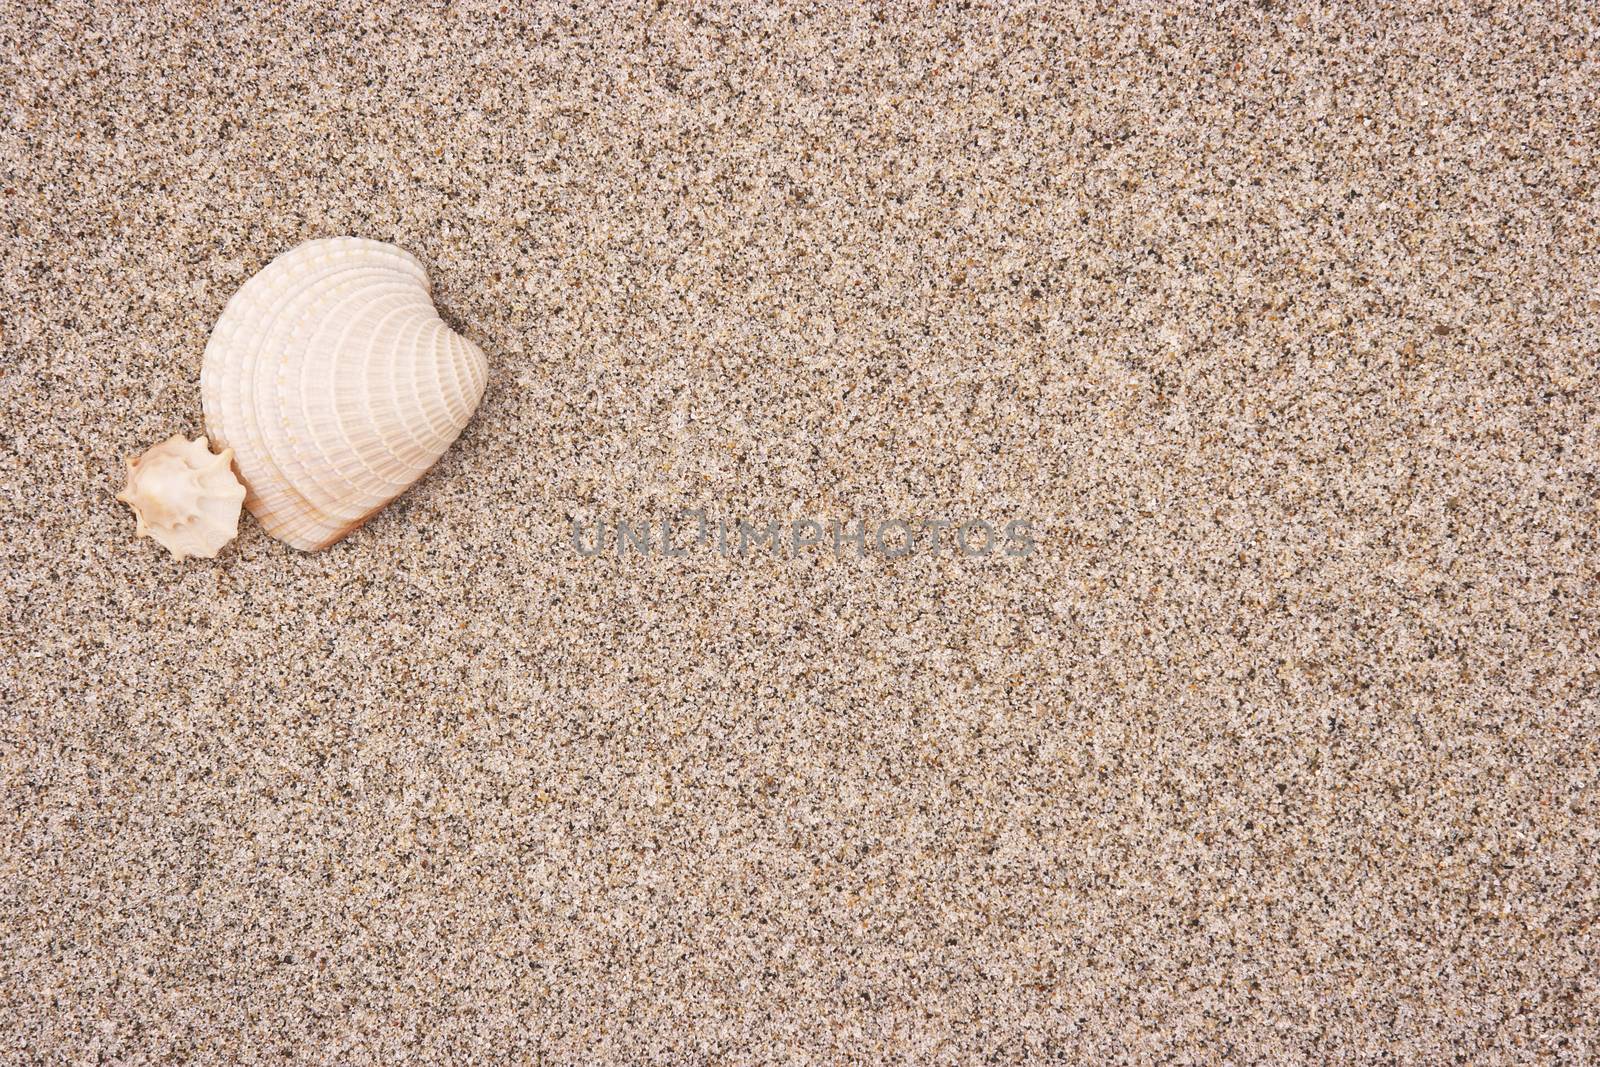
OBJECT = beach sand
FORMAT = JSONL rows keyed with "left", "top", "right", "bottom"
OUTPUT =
{"left": 2, "top": 1, "right": 1597, "bottom": 1061}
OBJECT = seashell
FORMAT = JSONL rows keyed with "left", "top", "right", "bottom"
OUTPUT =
{"left": 116, "top": 434, "right": 247, "bottom": 560}
{"left": 200, "top": 237, "right": 488, "bottom": 551}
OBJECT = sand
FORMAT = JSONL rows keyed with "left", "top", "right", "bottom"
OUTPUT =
{"left": 2, "top": 1, "right": 1597, "bottom": 1062}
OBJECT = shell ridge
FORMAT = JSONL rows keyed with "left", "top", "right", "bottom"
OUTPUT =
{"left": 333, "top": 290, "right": 439, "bottom": 509}
{"left": 257, "top": 268, "right": 417, "bottom": 520}
{"left": 291, "top": 278, "right": 429, "bottom": 518}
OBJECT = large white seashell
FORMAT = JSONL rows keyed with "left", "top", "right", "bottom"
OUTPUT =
{"left": 116, "top": 434, "right": 247, "bottom": 560}
{"left": 200, "top": 237, "right": 488, "bottom": 551}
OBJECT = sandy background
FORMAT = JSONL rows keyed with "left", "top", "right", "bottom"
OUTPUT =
{"left": 3, "top": 1, "right": 1598, "bottom": 1062}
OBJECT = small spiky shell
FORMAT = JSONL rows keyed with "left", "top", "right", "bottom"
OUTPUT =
{"left": 116, "top": 434, "right": 246, "bottom": 560}
{"left": 199, "top": 237, "right": 488, "bottom": 551}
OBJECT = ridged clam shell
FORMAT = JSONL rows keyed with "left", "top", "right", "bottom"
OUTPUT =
{"left": 200, "top": 238, "right": 488, "bottom": 550}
